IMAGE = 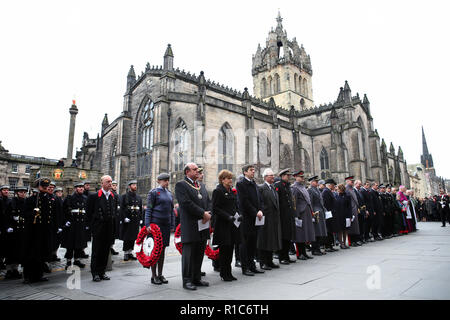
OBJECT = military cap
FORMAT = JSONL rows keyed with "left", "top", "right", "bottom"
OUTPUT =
{"left": 344, "top": 176, "right": 355, "bottom": 181}
{"left": 55, "top": 187, "right": 63, "bottom": 192}
{"left": 325, "top": 178, "right": 337, "bottom": 185}
{"left": 278, "top": 168, "right": 291, "bottom": 176}
{"left": 379, "top": 184, "right": 386, "bottom": 188}
{"left": 49, "top": 181, "right": 56, "bottom": 187}
{"left": 112, "top": 180, "right": 118, "bottom": 185}
{"left": 74, "top": 182, "right": 84, "bottom": 188}
{"left": 292, "top": 170, "right": 305, "bottom": 177}
{"left": 128, "top": 180, "right": 138, "bottom": 186}
{"left": 0, "top": 185, "right": 10, "bottom": 190}
{"left": 83, "top": 181, "right": 91, "bottom": 185}
{"left": 157, "top": 172, "right": 170, "bottom": 181}
{"left": 197, "top": 167, "right": 204, "bottom": 174}
{"left": 318, "top": 179, "right": 326, "bottom": 185}
{"left": 32, "top": 188, "right": 39, "bottom": 193}
{"left": 308, "top": 175, "right": 319, "bottom": 182}
{"left": 14, "top": 186, "right": 28, "bottom": 192}
{"left": 386, "top": 184, "right": 392, "bottom": 188}
{"left": 34, "top": 178, "right": 51, "bottom": 188}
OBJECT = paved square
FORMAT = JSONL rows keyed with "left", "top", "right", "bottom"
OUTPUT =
{"left": 1, "top": 221, "right": 449, "bottom": 300}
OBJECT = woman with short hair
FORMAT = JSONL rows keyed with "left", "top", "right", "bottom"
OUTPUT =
{"left": 211, "top": 170, "right": 241, "bottom": 281}
{"left": 335, "top": 184, "right": 351, "bottom": 249}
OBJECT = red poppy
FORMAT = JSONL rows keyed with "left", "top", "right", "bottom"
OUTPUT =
{"left": 157, "top": 192, "right": 161, "bottom": 195}
{"left": 275, "top": 188, "right": 279, "bottom": 191}
{"left": 232, "top": 188, "right": 237, "bottom": 195}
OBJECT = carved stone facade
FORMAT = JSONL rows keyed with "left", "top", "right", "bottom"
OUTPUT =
{"left": 76, "top": 14, "right": 410, "bottom": 199}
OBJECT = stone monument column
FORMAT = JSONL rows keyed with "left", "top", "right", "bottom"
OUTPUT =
{"left": 67, "top": 100, "right": 78, "bottom": 161}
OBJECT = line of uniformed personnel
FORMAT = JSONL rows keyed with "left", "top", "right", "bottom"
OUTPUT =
{"left": 0, "top": 176, "right": 145, "bottom": 283}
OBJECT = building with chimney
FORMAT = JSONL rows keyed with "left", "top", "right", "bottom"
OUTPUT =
{"left": 76, "top": 13, "right": 410, "bottom": 197}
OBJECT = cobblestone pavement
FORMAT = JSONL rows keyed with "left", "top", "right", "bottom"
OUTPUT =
{"left": 1, "top": 221, "right": 450, "bottom": 300}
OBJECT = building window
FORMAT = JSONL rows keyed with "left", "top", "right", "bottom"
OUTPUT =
{"left": 218, "top": 123, "right": 234, "bottom": 172}
{"left": 261, "top": 78, "right": 267, "bottom": 97}
{"left": 257, "top": 131, "right": 271, "bottom": 168}
{"left": 320, "top": 147, "right": 329, "bottom": 170}
{"left": 137, "top": 100, "right": 154, "bottom": 177}
{"left": 22, "top": 179, "right": 29, "bottom": 187}
{"left": 8, "top": 178, "right": 19, "bottom": 189}
{"left": 173, "top": 120, "right": 190, "bottom": 172}
{"left": 25, "top": 164, "right": 31, "bottom": 174}
{"left": 274, "top": 73, "right": 280, "bottom": 93}
{"left": 11, "top": 163, "right": 18, "bottom": 173}
{"left": 110, "top": 144, "right": 117, "bottom": 180}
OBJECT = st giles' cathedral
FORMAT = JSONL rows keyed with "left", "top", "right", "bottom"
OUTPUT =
{"left": 77, "top": 13, "right": 410, "bottom": 196}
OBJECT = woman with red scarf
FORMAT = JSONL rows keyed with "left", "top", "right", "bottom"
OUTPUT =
{"left": 397, "top": 186, "right": 412, "bottom": 233}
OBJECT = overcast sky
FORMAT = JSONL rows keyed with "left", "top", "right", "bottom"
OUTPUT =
{"left": 1, "top": 0, "right": 449, "bottom": 178}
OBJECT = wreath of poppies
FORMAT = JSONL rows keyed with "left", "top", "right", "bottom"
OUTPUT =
{"left": 135, "top": 224, "right": 163, "bottom": 268}
{"left": 173, "top": 224, "right": 220, "bottom": 260}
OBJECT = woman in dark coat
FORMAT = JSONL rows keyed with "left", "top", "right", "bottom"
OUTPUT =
{"left": 335, "top": 184, "right": 352, "bottom": 249}
{"left": 321, "top": 179, "right": 340, "bottom": 252}
{"left": 145, "top": 173, "right": 174, "bottom": 285}
{"left": 212, "top": 170, "right": 241, "bottom": 281}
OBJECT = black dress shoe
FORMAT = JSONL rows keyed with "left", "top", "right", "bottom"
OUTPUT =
{"left": 201, "top": 271, "right": 206, "bottom": 276}
{"left": 250, "top": 268, "right": 265, "bottom": 274}
{"left": 331, "top": 248, "right": 339, "bottom": 252}
{"left": 193, "top": 280, "right": 209, "bottom": 287}
{"left": 297, "top": 255, "right": 308, "bottom": 260}
{"left": 260, "top": 264, "right": 272, "bottom": 270}
{"left": 151, "top": 277, "right": 162, "bottom": 285}
{"left": 43, "top": 264, "right": 51, "bottom": 273}
{"left": 183, "top": 282, "right": 197, "bottom": 290}
{"left": 38, "top": 277, "right": 49, "bottom": 282}
{"left": 159, "top": 275, "right": 168, "bottom": 284}
{"left": 221, "top": 276, "right": 233, "bottom": 282}
{"left": 325, "top": 248, "right": 334, "bottom": 253}
{"left": 100, "top": 274, "right": 110, "bottom": 280}
{"left": 230, "top": 275, "right": 237, "bottom": 280}
{"left": 279, "top": 260, "right": 290, "bottom": 265}
{"left": 128, "top": 255, "right": 137, "bottom": 261}
{"left": 110, "top": 248, "right": 119, "bottom": 255}
{"left": 234, "top": 261, "right": 242, "bottom": 268}
{"left": 80, "top": 252, "right": 89, "bottom": 258}
{"left": 242, "top": 269, "right": 255, "bottom": 276}
{"left": 73, "top": 260, "right": 86, "bottom": 268}
{"left": 312, "top": 251, "right": 323, "bottom": 256}
{"left": 268, "top": 262, "right": 280, "bottom": 269}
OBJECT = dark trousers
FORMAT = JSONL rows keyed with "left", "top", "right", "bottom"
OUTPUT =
{"left": 382, "top": 214, "right": 392, "bottom": 236}
{"left": 364, "top": 213, "right": 374, "bottom": 240}
{"left": 278, "top": 239, "right": 291, "bottom": 261}
{"left": 90, "top": 221, "right": 113, "bottom": 277}
{"left": 218, "top": 244, "right": 233, "bottom": 277}
{"left": 123, "top": 240, "right": 134, "bottom": 252}
{"left": 311, "top": 240, "right": 321, "bottom": 252}
{"left": 358, "top": 213, "right": 365, "bottom": 241}
{"left": 64, "top": 248, "right": 85, "bottom": 260}
{"left": 295, "top": 242, "right": 307, "bottom": 257}
{"left": 182, "top": 241, "right": 206, "bottom": 284}
{"left": 22, "top": 260, "right": 44, "bottom": 282}
{"left": 260, "top": 250, "right": 273, "bottom": 265}
{"left": 234, "top": 243, "right": 240, "bottom": 262}
{"left": 240, "top": 233, "right": 257, "bottom": 271}
{"left": 441, "top": 210, "right": 448, "bottom": 226}
{"left": 325, "top": 233, "right": 335, "bottom": 248}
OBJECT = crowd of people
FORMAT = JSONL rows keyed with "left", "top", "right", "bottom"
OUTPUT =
{"left": 0, "top": 163, "right": 449, "bottom": 289}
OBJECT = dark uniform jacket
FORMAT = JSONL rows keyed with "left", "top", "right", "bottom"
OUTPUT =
{"left": 257, "top": 183, "right": 282, "bottom": 251}
{"left": 360, "top": 187, "right": 374, "bottom": 214}
{"left": 119, "top": 191, "right": 143, "bottom": 242}
{"left": 369, "top": 189, "right": 383, "bottom": 215}
{"left": 273, "top": 179, "right": 295, "bottom": 241}
{"left": 174, "top": 177, "right": 210, "bottom": 243}
{"left": 236, "top": 177, "right": 262, "bottom": 236}
{"left": 87, "top": 190, "right": 117, "bottom": 236}
{"left": 211, "top": 184, "right": 240, "bottom": 246}
{"left": 6, "top": 197, "right": 27, "bottom": 263}
{"left": 322, "top": 187, "right": 340, "bottom": 233}
{"left": 62, "top": 192, "right": 88, "bottom": 250}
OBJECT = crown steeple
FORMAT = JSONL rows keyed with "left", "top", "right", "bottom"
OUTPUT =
{"left": 421, "top": 126, "right": 434, "bottom": 168}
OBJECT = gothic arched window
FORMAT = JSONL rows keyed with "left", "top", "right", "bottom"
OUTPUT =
{"left": 173, "top": 120, "right": 190, "bottom": 172}
{"left": 299, "top": 75, "right": 303, "bottom": 94}
{"left": 137, "top": 100, "right": 154, "bottom": 177}
{"left": 302, "top": 78, "right": 308, "bottom": 97}
{"left": 294, "top": 73, "right": 298, "bottom": 92}
{"left": 261, "top": 78, "right": 267, "bottom": 97}
{"left": 320, "top": 147, "right": 329, "bottom": 170}
{"left": 268, "top": 76, "right": 273, "bottom": 95}
{"left": 110, "top": 144, "right": 117, "bottom": 180}
{"left": 257, "top": 130, "right": 271, "bottom": 167}
{"left": 274, "top": 73, "right": 281, "bottom": 93}
{"left": 218, "top": 123, "right": 234, "bottom": 172}
{"left": 303, "top": 149, "right": 311, "bottom": 174}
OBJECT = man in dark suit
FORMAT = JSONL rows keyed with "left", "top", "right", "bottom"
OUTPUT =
{"left": 257, "top": 168, "right": 282, "bottom": 270}
{"left": 87, "top": 175, "right": 117, "bottom": 282}
{"left": 360, "top": 181, "right": 374, "bottom": 242}
{"left": 236, "top": 164, "right": 264, "bottom": 276}
{"left": 353, "top": 180, "right": 365, "bottom": 246}
{"left": 437, "top": 189, "right": 450, "bottom": 227}
{"left": 175, "top": 163, "right": 211, "bottom": 290}
{"left": 369, "top": 182, "right": 384, "bottom": 241}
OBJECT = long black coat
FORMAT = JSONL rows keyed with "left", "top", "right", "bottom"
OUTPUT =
{"left": 291, "top": 182, "right": 315, "bottom": 242}
{"left": 211, "top": 184, "right": 240, "bottom": 246}
{"left": 112, "top": 191, "right": 121, "bottom": 240}
{"left": 1, "top": 196, "right": 11, "bottom": 260}
{"left": 257, "top": 183, "right": 282, "bottom": 251}
{"left": 174, "top": 177, "right": 210, "bottom": 243}
{"left": 5, "top": 197, "right": 27, "bottom": 263}
{"left": 119, "top": 191, "right": 143, "bottom": 242}
{"left": 274, "top": 180, "right": 295, "bottom": 241}
{"left": 87, "top": 190, "right": 117, "bottom": 237}
{"left": 236, "top": 178, "right": 262, "bottom": 236}
{"left": 308, "top": 187, "right": 327, "bottom": 237}
{"left": 335, "top": 192, "right": 352, "bottom": 230}
{"left": 360, "top": 187, "right": 374, "bottom": 214}
{"left": 62, "top": 192, "right": 88, "bottom": 250}
{"left": 322, "top": 188, "right": 340, "bottom": 233}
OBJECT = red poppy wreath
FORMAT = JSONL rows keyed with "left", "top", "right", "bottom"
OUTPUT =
{"left": 135, "top": 224, "right": 163, "bottom": 268}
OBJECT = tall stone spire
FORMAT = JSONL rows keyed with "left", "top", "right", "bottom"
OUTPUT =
{"left": 67, "top": 100, "right": 78, "bottom": 161}
{"left": 164, "top": 44, "right": 174, "bottom": 71}
{"left": 421, "top": 126, "right": 434, "bottom": 168}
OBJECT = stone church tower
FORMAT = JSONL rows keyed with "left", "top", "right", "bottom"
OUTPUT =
{"left": 252, "top": 12, "right": 313, "bottom": 110}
